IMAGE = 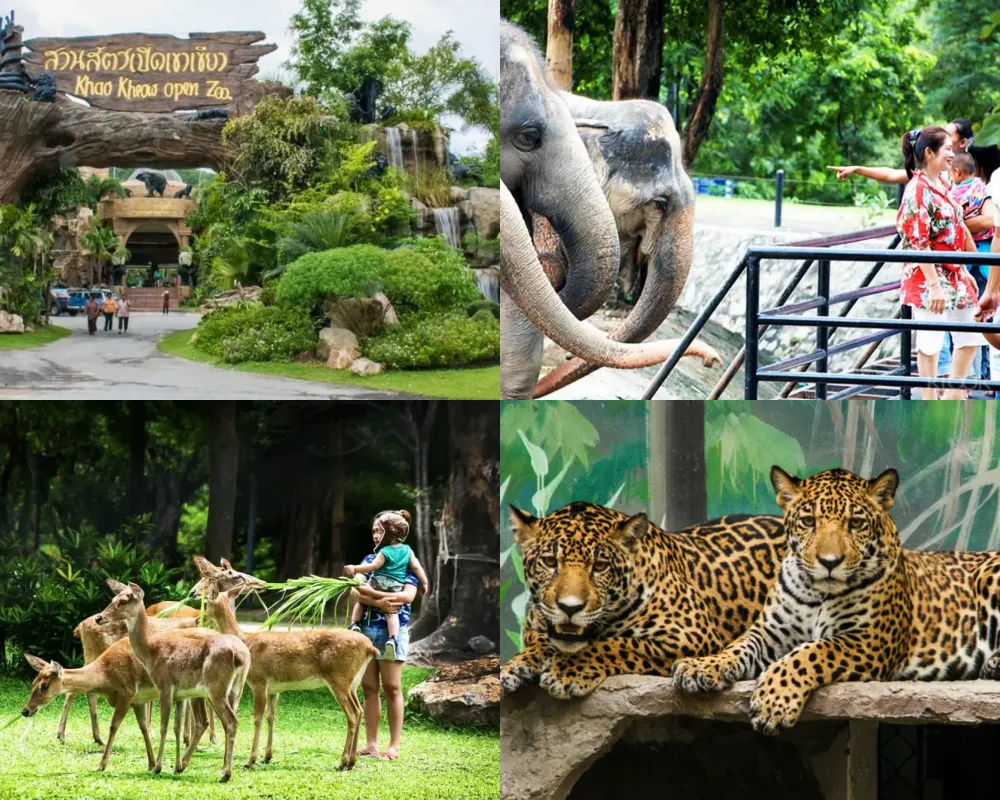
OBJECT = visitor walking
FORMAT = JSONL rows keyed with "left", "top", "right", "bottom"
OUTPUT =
{"left": 101, "top": 293, "right": 117, "bottom": 331}
{"left": 117, "top": 293, "right": 130, "bottom": 334}
{"left": 84, "top": 293, "right": 100, "bottom": 336}
{"left": 897, "top": 126, "right": 981, "bottom": 400}
{"left": 162, "top": 290, "right": 170, "bottom": 315}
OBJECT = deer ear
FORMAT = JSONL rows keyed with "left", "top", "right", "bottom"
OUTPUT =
{"left": 193, "top": 555, "right": 220, "bottom": 576}
{"left": 128, "top": 582, "right": 144, "bottom": 600}
{"left": 225, "top": 586, "right": 242, "bottom": 600}
{"left": 51, "top": 661, "right": 65, "bottom": 679}
{"left": 107, "top": 578, "right": 128, "bottom": 595}
{"left": 24, "top": 654, "right": 48, "bottom": 673}
{"left": 220, "top": 558, "right": 234, "bottom": 571}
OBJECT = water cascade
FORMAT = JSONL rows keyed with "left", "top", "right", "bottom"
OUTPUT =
{"left": 433, "top": 207, "right": 461, "bottom": 249}
{"left": 475, "top": 267, "right": 500, "bottom": 302}
{"left": 385, "top": 127, "right": 403, "bottom": 169}
{"left": 410, "top": 129, "right": 420, "bottom": 172}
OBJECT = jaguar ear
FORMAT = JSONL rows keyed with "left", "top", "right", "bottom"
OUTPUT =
{"left": 867, "top": 468, "right": 899, "bottom": 511}
{"left": 614, "top": 513, "right": 648, "bottom": 554}
{"left": 770, "top": 466, "right": 802, "bottom": 509}
{"left": 508, "top": 506, "right": 538, "bottom": 547}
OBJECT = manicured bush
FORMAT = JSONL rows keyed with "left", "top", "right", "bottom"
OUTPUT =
{"left": 276, "top": 240, "right": 480, "bottom": 315}
{"left": 364, "top": 312, "right": 499, "bottom": 369}
{"left": 466, "top": 300, "right": 500, "bottom": 320}
{"left": 194, "top": 303, "right": 318, "bottom": 363}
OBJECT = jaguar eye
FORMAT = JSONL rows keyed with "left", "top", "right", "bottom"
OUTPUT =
{"left": 513, "top": 127, "right": 542, "bottom": 152}
{"left": 592, "top": 559, "right": 610, "bottom": 573}
{"left": 850, "top": 517, "right": 866, "bottom": 530}
{"left": 540, "top": 555, "right": 558, "bottom": 569}
{"left": 800, "top": 515, "right": 816, "bottom": 527}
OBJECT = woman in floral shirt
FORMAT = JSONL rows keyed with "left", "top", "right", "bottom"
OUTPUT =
{"left": 897, "top": 126, "right": 981, "bottom": 399}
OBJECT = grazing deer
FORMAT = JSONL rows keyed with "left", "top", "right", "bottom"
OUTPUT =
{"left": 99, "top": 579, "right": 250, "bottom": 783}
{"left": 189, "top": 556, "right": 263, "bottom": 600}
{"left": 145, "top": 601, "right": 200, "bottom": 619}
{"left": 22, "top": 635, "right": 215, "bottom": 773}
{"left": 199, "top": 575, "right": 376, "bottom": 770}
{"left": 59, "top": 610, "right": 202, "bottom": 745}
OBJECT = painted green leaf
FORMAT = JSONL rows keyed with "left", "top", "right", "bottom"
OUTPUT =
{"left": 532, "top": 459, "right": 573, "bottom": 516}
{"left": 518, "top": 430, "right": 549, "bottom": 479}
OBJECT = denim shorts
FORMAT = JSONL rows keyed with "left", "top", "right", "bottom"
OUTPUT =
{"left": 360, "top": 623, "right": 409, "bottom": 661}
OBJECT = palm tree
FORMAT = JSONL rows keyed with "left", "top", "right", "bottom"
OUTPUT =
{"left": 85, "top": 174, "right": 127, "bottom": 207}
{"left": 80, "top": 219, "right": 118, "bottom": 285}
{"left": 271, "top": 211, "right": 375, "bottom": 277}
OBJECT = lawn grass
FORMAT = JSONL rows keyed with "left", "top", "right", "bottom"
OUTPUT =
{"left": 0, "top": 668, "right": 498, "bottom": 800}
{"left": 0, "top": 325, "right": 71, "bottom": 350}
{"left": 158, "top": 330, "right": 500, "bottom": 400}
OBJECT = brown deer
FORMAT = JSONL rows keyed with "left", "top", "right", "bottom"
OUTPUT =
{"left": 99, "top": 579, "right": 250, "bottom": 782}
{"left": 200, "top": 576, "right": 376, "bottom": 770}
{"left": 145, "top": 601, "right": 200, "bottom": 619}
{"left": 22, "top": 634, "right": 216, "bottom": 773}
{"left": 59, "top": 611, "right": 200, "bottom": 746}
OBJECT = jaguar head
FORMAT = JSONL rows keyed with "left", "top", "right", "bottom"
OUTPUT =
{"left": 508, "top": 502, "right": 648, "bottom": 653}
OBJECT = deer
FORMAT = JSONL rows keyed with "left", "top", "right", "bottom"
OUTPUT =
{"left": 145, "top": 601, "right": 200, "bottom": 619}
{"left": 57, "top": 611, "right": 200, "bottom": 746}
{"left": 22, "top": 633, "right": 216, "bottom": 773}
{"left": 197, "top": 563, "right": 377, "bottom": 771}
{"left": 99, "top": 579, "right": 251, "bottom": 782}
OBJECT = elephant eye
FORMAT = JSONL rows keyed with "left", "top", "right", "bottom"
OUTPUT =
{"left": 513, "top": 127, "right": 542, "bottom": 152}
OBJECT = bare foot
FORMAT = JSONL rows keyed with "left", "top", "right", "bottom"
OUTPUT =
{"left": 380, "top": 746, "right": 399, "bottom": 760}
{"left": 357, "top": 745, "right": 380, "bottom": 757}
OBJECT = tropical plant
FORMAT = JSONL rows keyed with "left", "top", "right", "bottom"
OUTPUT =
{"left": 79, "top": 219, "right": 118, "bottom": 285}
{"left": 406, "top": 168, "right": 454, "bottom": 208}
{"left": 274, "top": 210, "right": 376, "bottom": 270}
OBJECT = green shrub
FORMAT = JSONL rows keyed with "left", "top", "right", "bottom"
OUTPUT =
{"left": 467, "top": 300, "right": 500, "bottom": 319}
{"left": 0, "top": 521, "right": 187, "bottom": 673}
{"left": 194, "top": 303, "right": 317, "bottom": 363}
{"left": 277, "top": 240, "right": 480, "bottom": 315}
{"left": 365, "top": 312, "right": 499, "bottom": 369}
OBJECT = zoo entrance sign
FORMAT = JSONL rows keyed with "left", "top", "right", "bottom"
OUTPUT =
{"left": 22, "top": 32, "right": 276, "bottom": 112}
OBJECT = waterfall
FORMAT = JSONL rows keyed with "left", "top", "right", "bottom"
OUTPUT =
{"left": 433, "top": 207, "right": 461, "bottom": 249}
{"left": 385, "top": 127, "right": 403, "bottom": 169}
{"left": 410, "top": 129, "right": 420, "bottom": 172}
{"left": 475, "top": 267, "right": 500, "bottom": 302}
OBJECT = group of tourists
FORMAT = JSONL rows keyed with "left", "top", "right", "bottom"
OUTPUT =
{"left": 83, "top": 292, "right": 130, "bottom": 336}
{"left": 830, "top": 119, "right": 1000, "bottom": 399}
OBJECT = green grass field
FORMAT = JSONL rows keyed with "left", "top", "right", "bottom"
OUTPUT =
{"left": 158, "top": 330, "right": 500, "bottom": 400}
{"left": 0, "top": 669, "right": 499, "bottom": 800}
{"left": 0, "top": 325, "right": 71, "bottom": 350}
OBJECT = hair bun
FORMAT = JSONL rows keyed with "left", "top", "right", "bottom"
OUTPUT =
{"left": 399, "top": 510, "right": 412, "bottom": 523}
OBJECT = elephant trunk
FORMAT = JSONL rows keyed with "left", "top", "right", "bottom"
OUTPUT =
{"left": 500, "top": 182, "right": 695, "bottom": 377}
{"left": 532, "top": 196, "right": 696, "bottom": 397}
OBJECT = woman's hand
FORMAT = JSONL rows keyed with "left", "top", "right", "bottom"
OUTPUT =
{"left": 373, "top": 598, "right": 403, "bottom": 614}
{"left": 927, "top": 283, "right": 946, "bottom": 314}
{"left": 827, "top": 165, "right": 858, "bottom": 180}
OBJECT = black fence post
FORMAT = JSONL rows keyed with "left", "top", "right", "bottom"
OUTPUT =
{"left": 899, "top": 304, "right": 912, "bottom": 400}
{"left": 745, "top": 255, "right": 760, "bottom": 399}
{"left": 816, "top": 259, "right": 831, "bottom": 399}
{"left": 775, "top": 169, "right": 785, "bottom": 228}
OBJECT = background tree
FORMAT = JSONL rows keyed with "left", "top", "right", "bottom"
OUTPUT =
{"left": 613, "top": 0, "right": 664, "bottom": 101}
{"left": 546, "top": 0, "right": 574, "bottom": 91}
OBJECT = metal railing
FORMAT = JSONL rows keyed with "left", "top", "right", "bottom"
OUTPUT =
{"left": 744, "top": 247, "right": 1000, "bottom": 400}
{"left": 642, "top": 225, "right": 899, "bottom": 400}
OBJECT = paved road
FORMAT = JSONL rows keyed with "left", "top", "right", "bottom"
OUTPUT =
{"left": 0, "top": 312, "right": 404, "bottom": 399}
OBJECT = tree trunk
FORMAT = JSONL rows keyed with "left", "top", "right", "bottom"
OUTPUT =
{"left": 149, "top": 469, "right": 183, "bottom": 562}
{"left": 128, "top": 401, "right": 146, "bottom": 518}
{"left": 650, "top": 400, "right": 708, "bottom": 531}
{"left": 546, "top": 0, "right": 575, "bottom": 91}
{"left": 408, "top": 402, "right": 500, "bottom": 662}
{"left": 612, "top": 0, "right": 665, "bottom": 101}
{"left": 0, "top": 91, "right": 233, "bottom": 204}
{"left": 317, "top": 417, "right": 345, "bottom": 578}
{"left": 205, "top": 401, "right": 239, "bottom": 564}
{"left": 681, "top": 0, "right": 725, "bottom": 168}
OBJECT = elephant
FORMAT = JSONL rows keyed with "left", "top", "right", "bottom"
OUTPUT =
{"left": 134, "top": 171, "right": 167, "bottom": 198}
{"left": 531, "top": 93, "right": 699, "bottom": 396}
{"left": 500, "top": 21, "right": 717, "bottom": 399}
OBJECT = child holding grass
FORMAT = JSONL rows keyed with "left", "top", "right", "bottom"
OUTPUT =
{"left": 346, "top": 509, "right": 429, "bottom": 660}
